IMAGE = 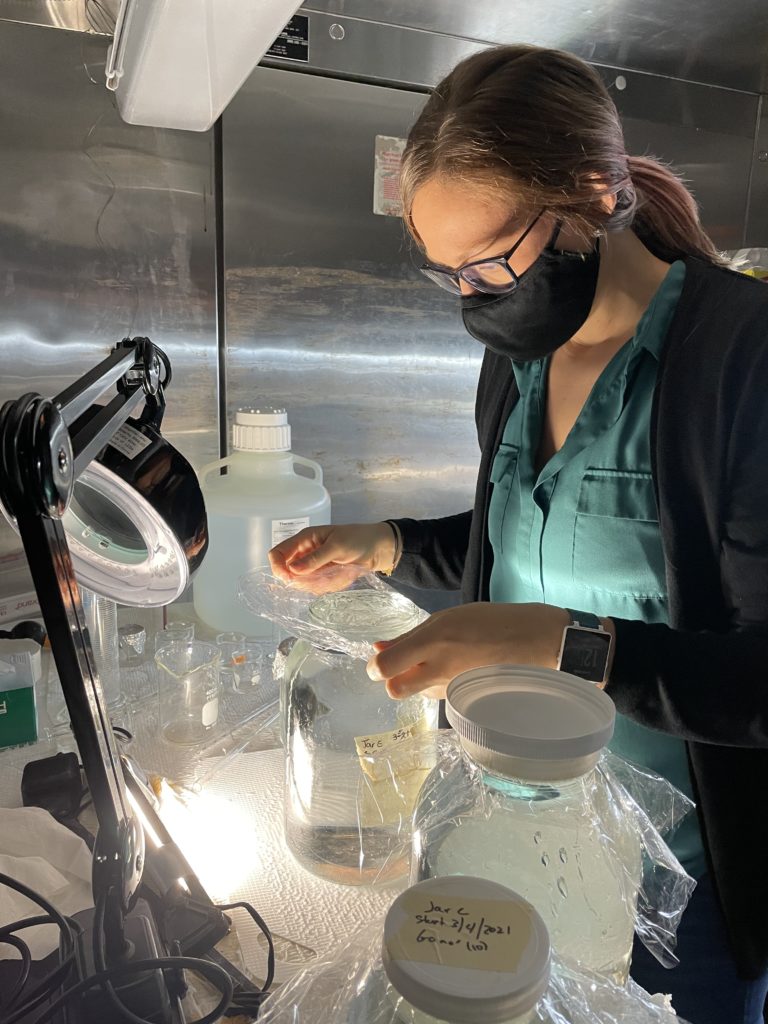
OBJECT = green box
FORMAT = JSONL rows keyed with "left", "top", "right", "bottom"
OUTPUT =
{"left": 0, "top": 683, "right": 38, "bottom": 749}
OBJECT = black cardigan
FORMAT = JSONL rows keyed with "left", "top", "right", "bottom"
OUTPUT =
{"left": 392, "top": 256, "right": 768, "bottom": 979}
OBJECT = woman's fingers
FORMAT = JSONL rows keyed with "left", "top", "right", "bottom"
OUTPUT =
{"left": 288, "top": 540, "right": 351, "bottom": 575}
{"left": 269, "top": 527, "right": 331, "bottom": 579}
{"left": 384, "top": 662, "right": 445, "bottom": 700}
{"left": 367, "top": 622, "right": 436, "bottom": 682}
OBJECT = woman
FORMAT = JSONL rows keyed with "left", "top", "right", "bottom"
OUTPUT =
{"left": 270, "top": 45, "right": 768, "bottom": 1023}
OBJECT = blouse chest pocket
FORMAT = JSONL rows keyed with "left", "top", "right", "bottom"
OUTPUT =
{"left": 573, "top": 469, "right": 667, "bottom": 598}
{"left": 488, "top": 443, "right": 519, "bottom": 555}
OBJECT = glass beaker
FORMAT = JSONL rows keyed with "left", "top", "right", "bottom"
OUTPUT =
{"left": 155, "top": 641, "right": 221, "bottom": 745}
{"left": 157, "top": 620, "right": 195, "bottom": 650}
{"left": 215, "top": 631, "right": 247, "bottom": 690}
{"left": 232, "top": 643, "right": 264, "bottom": 693}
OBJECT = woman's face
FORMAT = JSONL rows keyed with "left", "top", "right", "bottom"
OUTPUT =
{"left": 410, "top": 177, "right": 589, "bottom": 295}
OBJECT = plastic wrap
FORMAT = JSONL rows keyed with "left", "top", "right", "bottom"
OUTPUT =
{"left": 596, "top": 752, "right": 696, "bottom": 965}
{"left": 726, "top": 248, "right": 768, "bottom": 278}
{"left": 258, "top": 918, "right": 689, "bottom": 1024}
{"left": 358, "top": 732, "right": 695, "bottom": 970}
{"left": 239, "top": 568, "right": 423, "bottom": 662}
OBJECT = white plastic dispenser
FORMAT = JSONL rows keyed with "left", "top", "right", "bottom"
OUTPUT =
{"left": 193, "top": 408, "right": 331, "bottom": 638}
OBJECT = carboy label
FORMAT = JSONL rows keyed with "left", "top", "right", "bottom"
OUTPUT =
{"left": 272, "top": 517, "right": 310, "bottom": 547}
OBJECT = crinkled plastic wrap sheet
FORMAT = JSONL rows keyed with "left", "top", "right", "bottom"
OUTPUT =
{"left": 238, "top": 569, "right": 423, "bottom": 662}
{"left": 360, "top": 733, "right": 696, "bottom": 969}
{"left": 596, "top": 752, "right": 697, "bottom": 966}
{"left": 726, "top": 248, "right": 768, "bottom": 273}
{"left": 258, "top": 919, "right": 689, "bottom": 1024}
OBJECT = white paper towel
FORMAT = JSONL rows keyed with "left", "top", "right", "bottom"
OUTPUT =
{"left": 0, "top": 806, "right": 93, "bottom": 959}
{"left": 192, "top": 749, "right": 404, "bottom": 982}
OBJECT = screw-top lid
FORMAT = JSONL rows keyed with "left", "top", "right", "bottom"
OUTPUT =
{"left": 382, "top": 876, "right": 551, "bottom": 1024}
{"left": 446, "top": 666, "right": 615, "bottom": 781}
{"left": 232, "top": 407, "right": 291, "bottom": 452}
{"left": 308, "top": 589, "right": 422, "bottom": 643}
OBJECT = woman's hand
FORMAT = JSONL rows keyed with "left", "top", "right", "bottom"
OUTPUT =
{"left": 366, "top": 602, "right": 571, "bottom": 700}
{"left": 269, "top": 523, "right": 398, "bottom": 584}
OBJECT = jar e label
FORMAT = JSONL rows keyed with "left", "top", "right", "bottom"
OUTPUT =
{"left": 355, "top": 719, "right": 429, "bottom": 766}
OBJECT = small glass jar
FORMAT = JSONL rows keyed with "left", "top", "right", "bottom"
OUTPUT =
{"left": 412, "top": 667, "right": 641, "bottom": 984}
{"left": 119, "top": 623, "right": 154, "bottom": 704}
{"left": 283, "top": 589, "right": 438, "bottom": 885}
{"left": 372, "top": 876, "right": 550, "bottom": 1024}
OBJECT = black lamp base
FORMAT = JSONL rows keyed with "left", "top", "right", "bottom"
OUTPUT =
{"left": 64, "top": 900, "right": 185, "bottom": 1024}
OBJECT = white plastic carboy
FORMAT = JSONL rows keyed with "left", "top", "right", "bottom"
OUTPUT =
{"left": 193, "top": 408, "right": 331, "bottom": 637}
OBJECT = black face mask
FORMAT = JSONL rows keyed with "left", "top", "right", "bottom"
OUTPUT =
{"left": 461, "top": 230, "right": 600, "bottom": 362}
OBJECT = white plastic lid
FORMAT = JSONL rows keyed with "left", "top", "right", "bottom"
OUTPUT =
{"left": 446, "top": 666, "right": 615, "bottom": 781}
{"left": 232, "top": 408, "right": 291, "bottom": 452}
{"left": 382, "top": 876, "right": 551, "bottom": 1023}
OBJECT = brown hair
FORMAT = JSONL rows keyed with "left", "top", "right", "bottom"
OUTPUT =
{"left": 401, "top": 45, "right": 722, "bottom": 265}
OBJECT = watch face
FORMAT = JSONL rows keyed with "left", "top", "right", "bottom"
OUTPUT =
{"left": 559, "top": 627, "right": 611, "bottom": 682}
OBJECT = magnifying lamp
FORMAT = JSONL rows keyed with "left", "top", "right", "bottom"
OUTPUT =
{"left": 1, "top": 341, "right": 207, "bottom": 605}
{"left": 0, "top": 337, "right": 212, "bottom": 1022}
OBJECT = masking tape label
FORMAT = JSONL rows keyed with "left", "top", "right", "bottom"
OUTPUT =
{"left": 390, "top": 892, "right": 532, "bottom": 972}
{"left": 355, "top": 719, "right": 425, "bottom": 758}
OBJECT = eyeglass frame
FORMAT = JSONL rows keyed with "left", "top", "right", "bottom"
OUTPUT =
{"left": 419, "top": 211, "right": 545, "bottom": 295}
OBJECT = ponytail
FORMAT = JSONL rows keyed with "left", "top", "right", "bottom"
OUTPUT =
{"left": 621, "top": 156, "right": 723, "bottom": 265}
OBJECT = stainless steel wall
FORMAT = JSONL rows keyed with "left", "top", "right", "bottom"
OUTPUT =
{"left": 224, "top": 67, "right": 480, "bottom": 529}
{"left": 0, "top": 21, "right": 218, "bottom": 570}
{"left": 302, "top": 0, "right": 768, "bottom": 93}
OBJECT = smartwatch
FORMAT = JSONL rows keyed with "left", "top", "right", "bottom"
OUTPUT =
{"left": 557, "top": 609, "right": 612, "bottom": 684}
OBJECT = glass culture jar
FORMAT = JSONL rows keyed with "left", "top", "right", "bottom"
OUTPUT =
{"left": 283, "top": 588, "right": 439, "bottom": 885}
{"left": 359, "top": 876, "right": 551, "bottom": 1024}
{"left": 412, "top": 667, "right": 641, "bottom": 984}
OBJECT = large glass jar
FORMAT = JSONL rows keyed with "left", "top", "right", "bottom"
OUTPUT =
{"left": 412, "top": 667, "right": 641, "bottom": 984}
{"left": 284, "top": 589, "right": 438, "bottom": 885}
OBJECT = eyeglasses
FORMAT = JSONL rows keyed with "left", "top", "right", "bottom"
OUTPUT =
{"left": 419, "top": 212, "right": 543, "bottom": 296}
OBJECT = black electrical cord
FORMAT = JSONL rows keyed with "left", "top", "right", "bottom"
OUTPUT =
{"left": 0, "top": 874, "right": 80, "bottom": 1024}
{"left": 1, "top": 920, "right": 82, "bottom": 1023}
{"left": 0, "top": 918, "right": 77, "bottom": 1015}
{"left": 0, "top": 873, "right": 76, "bottom": 958}
{"left": 215, "top": 900, "right": 275, "bottom": 995}
{"left": 0, "top": 873, "right": 274, "bottom": 1023}
{"left": 0, "top": 933, "right": 33, "bottom": 1012}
